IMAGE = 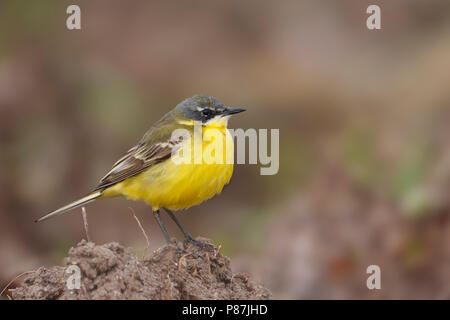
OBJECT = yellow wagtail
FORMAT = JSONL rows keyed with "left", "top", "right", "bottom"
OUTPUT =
{"left": 37, "top": 94, "right": 245, "bottom": 247}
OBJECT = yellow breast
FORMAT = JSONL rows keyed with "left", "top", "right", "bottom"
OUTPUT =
{"left": 103, "top": 120, "right": 234, "bottom": 211}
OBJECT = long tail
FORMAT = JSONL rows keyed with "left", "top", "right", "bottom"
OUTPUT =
{"left": 36, "top": 191, "right": 102, "bottom": 222}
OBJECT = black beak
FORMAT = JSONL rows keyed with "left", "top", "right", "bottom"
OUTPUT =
{"left": 224, "top": 107, "right": 246, "bottom": 115}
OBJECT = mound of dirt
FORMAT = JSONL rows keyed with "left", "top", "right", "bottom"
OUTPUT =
{"left": 9, "top": 238, "right": 271, "bottom": 300}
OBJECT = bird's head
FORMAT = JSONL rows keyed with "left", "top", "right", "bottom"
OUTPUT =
{"left": 174, "top": 94, "right": 245, "bottom": 126}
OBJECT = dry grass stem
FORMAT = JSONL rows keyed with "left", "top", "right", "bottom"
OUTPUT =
{"left": 0, "top": 270, "right": 36, "bottom": 297}
{"left": 129, "top": 207, "right": 150, "bottom": 256}
{"left": 81, "top": 207, "right": 91, "bottom": 242}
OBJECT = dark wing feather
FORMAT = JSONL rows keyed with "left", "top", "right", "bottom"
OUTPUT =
{"left": 94, "top": 121, "right": 188, "bottom": 191}
{"left": 94, "top": 143, "right": 172, "bottom": 190}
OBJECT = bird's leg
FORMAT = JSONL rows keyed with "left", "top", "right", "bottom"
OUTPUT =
{"left": 152, "top": 210, "right": 200, "bottom": 257}
{"left": 152, "top": 209, "right": 173, "bottom": 245}
{"left": 163, "top": 208, "right": 215, "bottom": 251}
{"left": 163, "top": 208, "right": 192, "bottom": 239}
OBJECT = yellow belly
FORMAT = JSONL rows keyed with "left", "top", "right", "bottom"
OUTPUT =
{"left": 102, "top": 125, "right": 234, "bottom": 211}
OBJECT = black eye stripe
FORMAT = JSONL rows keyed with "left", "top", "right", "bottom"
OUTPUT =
{"left": 202, "top": 109, "right": 213, "bottom": 116}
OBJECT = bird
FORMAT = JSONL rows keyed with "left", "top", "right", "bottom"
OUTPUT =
{"left": 36, "top": 94, "right": 245, "bottom": 247}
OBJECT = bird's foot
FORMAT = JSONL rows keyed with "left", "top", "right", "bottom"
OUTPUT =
{"left": 167, "top": 240, "right": 204, "bottom": 259}
{"left": 184, "top": 236, "right": 216, "bottom": 251}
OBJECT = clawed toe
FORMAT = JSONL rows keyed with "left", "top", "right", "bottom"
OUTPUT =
{"left": 184, "top": 236, "right": 216, "bottom": 251}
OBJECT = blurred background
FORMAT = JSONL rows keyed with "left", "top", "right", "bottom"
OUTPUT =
{"left": 1, "top": 0, "right": 449, "bottom": 299}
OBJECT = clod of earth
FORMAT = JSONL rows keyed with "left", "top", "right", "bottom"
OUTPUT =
{"left": 9, "top": 238, "right": 271, "bottom": 300}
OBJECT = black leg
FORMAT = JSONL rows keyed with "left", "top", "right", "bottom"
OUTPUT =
{"left": 152, "top": 210, "right": 172, "bottom": 244}
{"left": 163, "top": 208, "right": 215, "bottom": 250}
{"left": 163, "top": 208, "right": 192, "bottom": 239}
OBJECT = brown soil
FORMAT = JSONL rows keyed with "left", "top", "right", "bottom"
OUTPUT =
{"left": 9, "top": 238, "right": 271, "bottom": 300}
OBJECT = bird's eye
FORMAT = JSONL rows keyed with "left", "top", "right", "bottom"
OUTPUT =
{"left": 202, "top": 109, "right": 212, "bottom": 117}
